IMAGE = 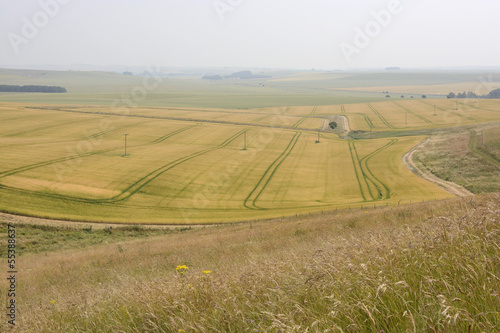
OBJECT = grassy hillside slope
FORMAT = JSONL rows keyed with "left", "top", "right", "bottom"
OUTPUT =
{"left": 0, "top": 194, "right": 498, "bottom": 332}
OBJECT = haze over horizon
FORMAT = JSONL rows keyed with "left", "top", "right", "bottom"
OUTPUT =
{"left": 1, "top": 0, "right": 499, "bottom": 71}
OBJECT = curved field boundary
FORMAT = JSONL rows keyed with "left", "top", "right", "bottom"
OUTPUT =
{"left": 367, "top": 104, "right": 394, "bottom": 129}
{"left": 469, "top": 131, "right": 500, "bottom": 169}
{"left": 393, "top": 102, "right": 432, "bottom": 124}
{"left": 0, "top": 129, "right": 248, "bottom": 204}
{"left": 418, "top": 100, "right": 475, "bottom": 121}
{"left": 403, "top": 138, "right": 473, "bottom": 197}
{"left": 152, "top": 125, "right": 199, "bottom": 144}
{"left": 244, "top": 132, "right": 301, "bottom": 209}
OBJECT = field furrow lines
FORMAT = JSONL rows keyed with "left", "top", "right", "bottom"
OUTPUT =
{"left": 152, "top": 125, "right": 199, "bottom": 144}
{"left": 359, "top": 139, "right": 397, "bottom": 200}
{"left": 418, "top": 100, "right": 476, "bottom": 121}
{"left": 367, "top": 104, "right": 394, "bottom": 129}
{"left": 0, "top": 148, "right": 119, "bottom": 178}
{"left": 393, "top": 102, "right": 432, "bottom": 124}
{"left": 0, "top": 129, "right": 247, "bottom": 205}
{"left": 244, "top": 132, "right": 301, "bottom": 209}
{"left": 348, "top": 142, "right": 369, "bottom": 201}
{"left": 104, "top": 129, "right": 248, "bottom": 203}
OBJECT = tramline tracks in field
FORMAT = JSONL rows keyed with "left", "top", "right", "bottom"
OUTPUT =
{"left": 358, "top": 140, "right": 396, "bottom": 200}
{"left": 152, "top": 125, "right": 199, "bottom": 144}
{"left": 0, "top": 124, "right": 197, "bottom": 179}
{"left": 244, "top": 132, "right": 301, "bottom": 209}
{"left": 0, "top": 129, "right": 248, "bottom": 204}
{"left": 353, "top": 113, "right": 375, "bottom": 129}
{"left": 456, "top": 101, "right": 500, "bottom": 113}
{"left": 418, "top": 100, "right": 476, "bottom": 121}
{"left": 291, "top": 106, "right": 317, "bottom": 128}
{"left": 348, "top": 140, "right": 394, "bottom": 201}
{"left": 5, "top": 118, "right": 93, "bottom": 137}
{"left": 348, "top": 142, "right": 369, "bottom": 201}
{"left": 367, "top": 104, "right": 394, "bottom": 129}
{"left": 0, "top": 148, "right": 119, "bottom": 179}
{"left": 393, "top": 102, "right": 432, "bottom": 124}
{"left": 24, "top": 107, "right": 322, "bottom": 133}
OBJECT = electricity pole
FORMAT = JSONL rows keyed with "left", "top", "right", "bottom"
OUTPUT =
{"left": 434, "top": 105, "right": 437, "bottom": 116}
{"left": 243, "top": 131, "right": 247, "bottom": 150}
{"left": 124, "top": 134, "right": 128, "bottom": 157}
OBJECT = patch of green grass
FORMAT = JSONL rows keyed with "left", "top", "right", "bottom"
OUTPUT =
{"left": 414, "top": 129, "right": 500, "bottom": 193}
{"left": 0, "top": 222, "right": 190, "bottom": 257}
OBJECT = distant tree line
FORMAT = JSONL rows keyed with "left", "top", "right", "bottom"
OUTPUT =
{"left": 0, "top": 85, "right": 67, "bottom": 93}
{"left": 203, "top": 71, "right": 272, "bottom": 81}
{"left": 447, "top": 89, "right": 500, "bottom": 99}
{"left": 202, "top": 75, "right": 223, "bottom": 80}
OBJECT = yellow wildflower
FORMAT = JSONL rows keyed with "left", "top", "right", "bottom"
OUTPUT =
{"left": 176, "top": 265, "right": 189, "bottom": 274}
{"left": 202, "top": 270, "right": 212, "bottom": 274}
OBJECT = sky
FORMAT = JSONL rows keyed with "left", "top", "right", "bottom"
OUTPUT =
{"left": 1, "top": 0, "right": 499, "bottom": 70}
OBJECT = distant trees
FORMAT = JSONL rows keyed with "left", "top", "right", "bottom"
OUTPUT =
{"left": 229, "top": 71, "right": 271, "bottom": 79}
{"left": 422, "top": 95, "right": 427, "bottom": 98}
{"left": 329, "top": 121, "right": 337, "bottom": 130}
{"left": 385, "top": 95, "right": 391, "bottom": 98}
{"left": 202, "top": 71, "right": 272, "bottom": 80}
{"left": 447, "top": 89, "right": 500, "bottom": 99}
{"left": 0, "top": 85, "right": 66, "bottom": 93}
{"left": 487, "top": 89, "right": 500, "bottom": 98}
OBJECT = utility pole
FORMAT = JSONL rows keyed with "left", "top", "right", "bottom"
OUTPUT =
{"left": 434, "top": 105, "right": 437, "bottom": 116}
{"left": 124, "top": 134, "right": 128, "bottom": 157}
{"left": 405, "top": 111, "right": 408, "bottom": 125}
{"left": 455, "top": 98, "right": 458, "bottom": 110}
{"left": 317, "top": 132, "right": 320, "bottom": 143}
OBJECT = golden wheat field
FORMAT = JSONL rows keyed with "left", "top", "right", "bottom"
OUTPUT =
{"left": 0, "top": 100, "right": 464, "bottom": 223}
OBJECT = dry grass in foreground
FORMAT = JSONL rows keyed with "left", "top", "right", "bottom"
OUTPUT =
{"left": 1, "top": 194, "right": 499, "bottom": 332}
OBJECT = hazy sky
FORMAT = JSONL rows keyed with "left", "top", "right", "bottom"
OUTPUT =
{"left": 1, "top": 0, "right": 499, "bottom": 70}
